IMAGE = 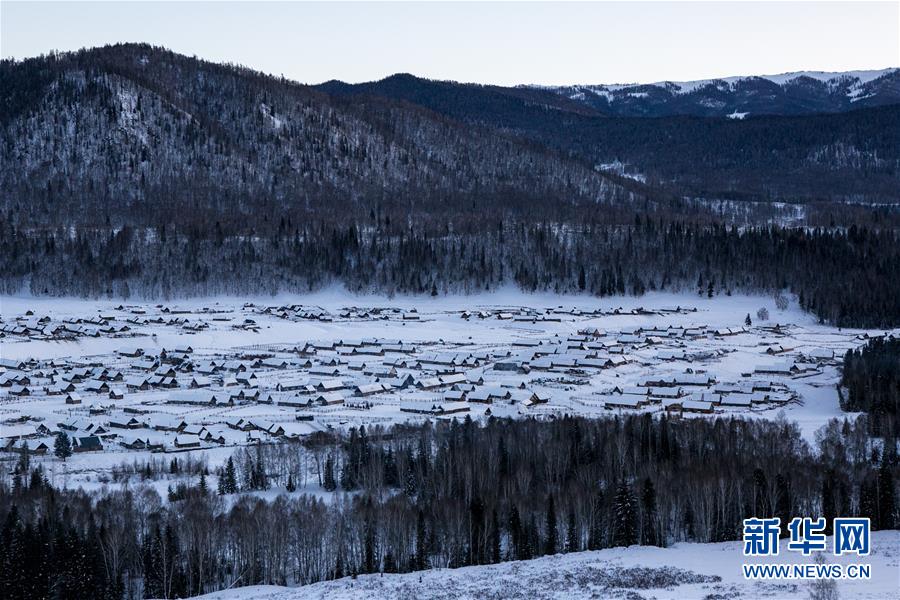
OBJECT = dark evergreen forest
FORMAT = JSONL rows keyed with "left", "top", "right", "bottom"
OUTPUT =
{"left": 1, "top": 415, "right": 896, "bottom": 599}
{"left": 3, "top": 216, "right": 899, "bottom": 328}
{"left": 840, "top": 337, "right": 900, "bottom": 435}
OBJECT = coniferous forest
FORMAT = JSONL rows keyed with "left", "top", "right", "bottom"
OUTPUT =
{"left": 1, "top": 415, "right": 897, "bottom": 599}
{"left": 2, "top": 44, "right": 900, "bottom": 329}
{"left": 3, "top": 216, "right": 900, "bottom": 328}
{"left": 841, "top": 337, "right": 900, "bottom": 435}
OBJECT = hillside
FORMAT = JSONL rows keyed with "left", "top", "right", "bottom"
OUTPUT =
{"left": 318, "top": 74, "right": 900, "bottom": 204}
{"left": 0, "top": 44, "right": 628, "bottom": 230}
{"left": 189, "top": 531, "right": 900, "bottom": 600}
{"left": 2, "top": 44, "right": 899, "bottom": 232}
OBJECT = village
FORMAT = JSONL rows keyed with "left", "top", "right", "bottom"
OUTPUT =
{"left": 0, "top": 294, "right": 888, "bottom": 469}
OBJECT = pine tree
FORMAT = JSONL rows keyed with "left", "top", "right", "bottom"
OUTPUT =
{"left": 821, "top": 471, "right": 836, "bottom": 534}
{"left": 775, "top": 473, "right": 792, "bottom": 538}
{"left": 252, "top": 443, "right": 268, "bottom": 490}
{"left": 565, "top": 511, "right": 578, "bottom": 553}
{"left": 286, "top": 473, "right": 296, "bottom": 492}
{"left": 323, "top": 455, "right": 337, "bottom": 491}
{"left": 415, "top": 510, "right": 428, "bottom": 570}
{"left": 612, "top": 481, "right": 638, "bottom": 547}
{"left": 339, "top": 460, "right": 354, "bottom": 490}
{"left": 490, "top": 509, "right": 501, "bottom": 564}
{"left": 17, "top": 442, "right": 30, "bottom": 474}
{"left": 363, "top": 515, "right": 375, "bottom": 574}
{"left": 859, "top": 479, "right": 878, "bottom": 526}
{"left": 28, "top": 467, "right": 43, "bottom": 491}
{"left": 498, "top": 436, "right": 511, "bottom": 478}
{"left": 198, "top": 472, "right": 208, "bottom": 495}
{"left": 54, "top": 432, "right": 72, "bottom": 460}
{"left": 753, "top": 467, "right": 769, "bottom": 517}
{"left": 658, "top": 415, "right": 671, "bottom": 461}
{"left": 641, "top": 478, "right": 659, "bottom": 546}
{"left": 587, "top": 492, "right": 604, "bottom": 550}
{"left": 523, "top": 517, "right": 537, "bottom": 560}
{"left": 221, "top": 457, "right": 238, "bottom": 494}
{"left": 877, "top": 455, "right": 896, "bottom": 530}
{"left": 382, "top": 449, "right": 398, "bottom": 487}
{"left": 544, "top": 495, "right": 558, "bottom": 556}
{"left": 508, "top": 505, "right": 522, "bottom": 559}
{"left": 469, "top": 496, "right": 485, "bottom": 565}
{"left": 744, "top": 313, "right": 752, "bottom": 326}
{"left": 333, "top": 552, "right": 344, "bottom": 580}
{"left": 383, "top": 551, "right": 396, "bottom": 573}
{"left": 143, "top": 524, "right": 164, "bottom": 599}
{"left": 164, "top": 524, "right": 187, "bottom": 598}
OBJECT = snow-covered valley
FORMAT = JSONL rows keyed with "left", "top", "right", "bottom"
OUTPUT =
{"left": 2, "top": 291, "right": 889, "bottom": 488}
{"left": 2, "top": 291, "right": 897, "bottom": 600}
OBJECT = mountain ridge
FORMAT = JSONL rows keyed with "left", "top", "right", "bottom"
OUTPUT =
{"left": 2, "top": 42, "right": 899, "bottom": 227}
{"left": 2, "top": 44, "right": 900, "bottom": 326}
{"left": 545, "top": 67, "right": 896, "bottom": 89}
{"left": 317, "top": 67, "right": 900, "bottom": 118}
{"left": 539, "top": 67, "right": 900, "bottom": 117}
{"left": 0, "top": 43, "right": 633, "bottom": 230}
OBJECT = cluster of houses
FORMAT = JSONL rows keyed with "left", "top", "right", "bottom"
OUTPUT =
{"left": 0, "top": 313, "right": 132, "bottom": 341}
{"left": 599, "top": 371, "right": 795, "bottom": 414}
{"left": 1, "top": 300, "right": 864, "bottom": 459}
{"left": 251, "top": 303, "right": 424, "bottom": 323}
{"left": 1, "top": 407, "right": 327, "bottom": 455}
{"left": 0, "top": 304, "right": 220, "bottom": 342}
{"left": 1, "top": 416, "right": 104, "bottom": 455}
{"left": 460, "top": 305, "right": 697, "bottom": 322}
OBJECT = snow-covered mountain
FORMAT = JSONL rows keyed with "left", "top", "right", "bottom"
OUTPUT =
{"left": 3, "top": 45, "right": 898, "bottom": 226}
{"left": 542, "top": 68, "right": 900, "bottom": 117}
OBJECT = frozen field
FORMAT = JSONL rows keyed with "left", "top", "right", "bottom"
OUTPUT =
{"left": 1, "top": 291, "right": 894, "bottom": 488}
{"left": 190, "top": 530, "right": 900, "bottom": 600}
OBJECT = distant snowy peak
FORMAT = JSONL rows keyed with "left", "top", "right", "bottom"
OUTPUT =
{"left": 651, "top": 68, "right": 897, "bottom": 94}
{"left": 542, "top": 68, "right": 900, "bottom": 117}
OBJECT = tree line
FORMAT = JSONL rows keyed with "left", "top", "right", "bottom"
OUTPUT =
{"left": 1, "top": 414, "right": 896, "bottom": 599}
{"left": 3, "top": 216, "right": 899, "bottom": 328}
{"left": 840, "top": 336, "right": 900, "bottom": 436}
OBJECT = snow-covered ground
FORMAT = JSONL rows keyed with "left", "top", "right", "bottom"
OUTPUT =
{"left": 1, "top": 291, "right": 894, "bottom": 491}
{"left": 188, "top": 530, "right": 900, "bottom": 600}
{"left": 3, "top": 291, "right": 897, "bottom": 597}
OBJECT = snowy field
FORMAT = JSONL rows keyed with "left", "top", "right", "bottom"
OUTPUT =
{"left": 1, "top": 290, "right": 895, "bottom": 490}
{"left": 189, "top": 530, "right": 900, "bottom": 600}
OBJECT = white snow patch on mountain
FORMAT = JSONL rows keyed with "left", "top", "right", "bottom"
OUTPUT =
{"left": 540, "top": 68, "right": 897, "bottom": 97}
{"left": 596, "top": 161, "right": 647, "bottom": 183}
{"left": 638, "top": 68, "right": 896, "bottom": 94}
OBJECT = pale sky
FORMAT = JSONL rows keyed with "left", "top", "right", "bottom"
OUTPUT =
{"left": 1, "top": 1, "right": 898, "bottom": 86}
